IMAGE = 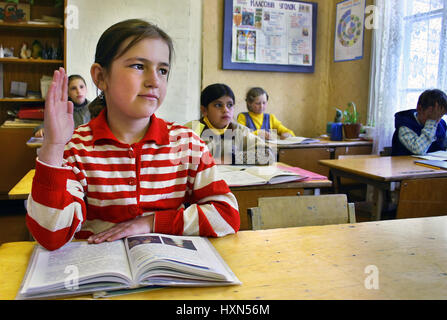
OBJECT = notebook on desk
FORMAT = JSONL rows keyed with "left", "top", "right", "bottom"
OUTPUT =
{"left": 267, "top": 136, "right": 320, "bottom": 145}
{"left": 414, "top": 159, "right": 447, "bottom": 170}
{"left": 216, "top": 165, "right": 307, "bottom": 187}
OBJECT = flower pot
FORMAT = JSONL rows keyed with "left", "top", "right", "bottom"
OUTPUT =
{"left": 343, "top": 123, "right": 361, "bottom": 139}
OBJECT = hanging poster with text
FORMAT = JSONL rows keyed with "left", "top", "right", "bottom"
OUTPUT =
{"left": 334, "top": 0, "right": 366, "bottom": 62}
{"left": 223, "top": 0, "right": 318, "bottom": 73}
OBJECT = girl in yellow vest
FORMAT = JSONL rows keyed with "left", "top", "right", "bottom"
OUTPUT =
{"left": 185, "top": 83, "right": 275, "bottom": 165}
{"left": 237, "top": 87, "right": 295, "bottom": 140}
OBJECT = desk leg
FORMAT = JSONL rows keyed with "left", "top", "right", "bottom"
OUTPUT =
{"left": 371, "top": 187, "right": 384, "bottom": 221}
{"left": 331, "top": 172, "right": 341, "bottom": 194}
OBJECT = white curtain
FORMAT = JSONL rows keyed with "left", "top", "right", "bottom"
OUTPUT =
{"left": 367, "top": 0, "right": 407, "bottom": 155}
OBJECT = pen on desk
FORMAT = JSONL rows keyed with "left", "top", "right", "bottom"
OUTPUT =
{"left": 414, "top": 162, "right": 440, "bottom": 170}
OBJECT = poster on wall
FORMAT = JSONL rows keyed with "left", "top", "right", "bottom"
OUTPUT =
{"left": 334, "top": 0, "right": 366, "bottom": 62}
{"left": 223, "top": 0, "right": 318, "bottom": 73}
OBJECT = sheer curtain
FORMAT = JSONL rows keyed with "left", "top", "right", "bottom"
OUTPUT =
{"left": 367, "top": 0, "right": 447, "bottom": 155}
{"left": 367, "top": 0, "right": 406, "bottom": 155}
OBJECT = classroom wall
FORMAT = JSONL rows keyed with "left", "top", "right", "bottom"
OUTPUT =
{"left": 329, "top": 0, "right": 372, "bottom": 126}
{"left": 202, "top": 0, "right": 372, "bottom": 137}
{"left": 66, "top": 0, "right": 203, "bottom": 124}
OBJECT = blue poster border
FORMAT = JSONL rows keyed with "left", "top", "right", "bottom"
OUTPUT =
{"left": 222, "top": 0, "right": 318, "bottom": 73}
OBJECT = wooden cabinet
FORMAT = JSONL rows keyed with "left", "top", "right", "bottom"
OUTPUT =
{"left": 277, "top": 141, "right": 373, "bottom": 176}
{"left": 278, "top": 147, "right": 332, "bottom": 176}
{"left": 0, "top": 0, "right": 66, "bottom": 197}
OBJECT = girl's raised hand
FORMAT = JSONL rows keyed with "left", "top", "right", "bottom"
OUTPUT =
{"left": 39, "top": 68, "right": 75, "bottom": 166}
{"left": 44, "top": 68, "right": 75, "bottom": 144}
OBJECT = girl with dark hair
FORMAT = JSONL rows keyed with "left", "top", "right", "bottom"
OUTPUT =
{"left": 27, "top": 20, "right": 240, "bottom": 251}
{"left": 185, "top": 83, "right": 275, "bottom": 165}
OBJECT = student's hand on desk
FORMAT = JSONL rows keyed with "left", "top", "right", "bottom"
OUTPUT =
{"left": 87, "top": 215, "right": 155, "bottom": 244}
{"left": 280, "top": 133, "right": 292, "bottom": 140}
{"left": 258, "top": 129, "right": 272, "bottom": 140}
{"left": 35, "top": 128, "right": 44, "bottom": 137}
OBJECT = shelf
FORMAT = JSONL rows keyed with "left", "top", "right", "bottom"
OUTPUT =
{"left": 0, "top": 58, "right": 63, "bottom": 64}
{"left": 0, "top": 98, "right": 44, "bottom": 103}
{"left": 0, "top": 22, "right": 63, "bottom": 30}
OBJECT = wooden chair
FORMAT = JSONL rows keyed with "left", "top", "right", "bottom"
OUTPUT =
{"left": 249, "top": 194, "right": 356, "bottom": 230}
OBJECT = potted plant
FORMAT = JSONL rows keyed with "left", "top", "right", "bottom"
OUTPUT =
{"left": 342, "top": 102, "right": 361, "bottom": 139}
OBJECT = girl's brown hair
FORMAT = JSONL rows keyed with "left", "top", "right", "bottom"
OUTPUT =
{"left": 245, "top": 87, "right": 269, "bottom": 111}
{"left": 89, "top": 19, "right": 174, "bottom": 118}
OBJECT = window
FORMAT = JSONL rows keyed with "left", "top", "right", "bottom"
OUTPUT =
{"left": 399, "top": 0, "right": 447, "bottom": 110}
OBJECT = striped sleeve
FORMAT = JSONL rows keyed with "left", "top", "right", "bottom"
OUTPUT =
{"left": 153, "top": 128, "right": 240, "bottom": 237}
{"left": 26, "top": 159, "right": 86, "bottom": 251}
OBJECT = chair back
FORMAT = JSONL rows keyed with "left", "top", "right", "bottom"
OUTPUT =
{"left": 249, "top": 194, "right": 356, "bottom": 230}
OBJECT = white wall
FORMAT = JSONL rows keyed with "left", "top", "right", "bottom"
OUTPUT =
{"left": 67, "top": 0, "right": 202, "bottom": 124}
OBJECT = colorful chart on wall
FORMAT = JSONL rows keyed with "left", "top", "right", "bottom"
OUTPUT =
{"left": 334, "top": 0, "right": 365, "bottom": 62}
{"left": 223, "top": 0, "right": 318, "bottom": 73}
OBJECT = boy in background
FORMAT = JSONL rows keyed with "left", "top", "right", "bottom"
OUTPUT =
{"left": 391, "top": 89, "right": 447, "bottom": 156}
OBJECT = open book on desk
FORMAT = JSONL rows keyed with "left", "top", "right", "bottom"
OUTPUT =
{"left": 26, "top": 136, "right": 43, "bottom": 147}
{"left": 412, "top": 150, "right": 447, "bottom": 161}
{"left": 216, "top": 165, "right": 307, "bottom": 187}
{"left": 17, "top": 234, "right": 240, "bottom": 300}
{"left": 268, "top": 136, "right": 320, "bottom": 145}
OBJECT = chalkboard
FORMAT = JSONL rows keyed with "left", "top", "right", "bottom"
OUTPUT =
{"left": 223, "top": 0, "right": 318, "bottom": 73}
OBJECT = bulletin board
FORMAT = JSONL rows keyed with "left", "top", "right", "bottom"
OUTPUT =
{"left": 222, "top": 0, "right": 318, "bottom": 73}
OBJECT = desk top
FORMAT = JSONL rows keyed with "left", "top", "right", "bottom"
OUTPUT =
{"left": 8, "top": 165, "right": 332, "bottom": 200}
{"left": 272, "top": 138, "right": 372, "bottom": 149}
{"left": 319, "top": 156, "right": 447, "bottom": 182}
{"left": 8, "top": 169, "right": 35, "bottom": 199}
{"left": 2, "top": 216, "right": 447, "bottom": 299}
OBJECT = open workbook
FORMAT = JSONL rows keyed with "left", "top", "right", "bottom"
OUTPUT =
{"left": 216, "top": 165, "right": 307, "bottom": 187}
{"left": 17, "top": 234, "right": 240, "bottom": 299}
{"left": 412, "top": 150, "right": 447, "bottom": 161}
{"left": 267, "top": 136, "right": 320, "bottom": 145}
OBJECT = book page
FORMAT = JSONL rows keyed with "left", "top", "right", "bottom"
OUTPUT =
{"left": 125, "top": 234, "right": 233, "bottom": 282}
{"left": 268, "top": 136, "right": 320, "bottom": 145}
{"left": 244, "top": 165, "right": 305, "bottom": 184}
{"left": 215, "top": 165, "right": 267, "bottom": 186}
{"left": 412, "top": 151, "right": 447, "bottom": 160}
{"left": 21, "top": 241, "right": 132, "bottom": 292}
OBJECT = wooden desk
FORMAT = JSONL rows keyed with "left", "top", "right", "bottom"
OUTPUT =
{"left": 2, "top": 216, "right": 447, "bottom": 300}
{"left": 275, "top": 139, "right": 372, "bottom": 176}
{"left": 8, "top": 169, "right": 35, "bottom": 200}
{"left": 319, "top": 156, "right": 447, "bottom": 220}
{"left": 8, "top": 169, "right": 331, "bottom": 230}
{"left": 0, "top": 128, "right": 37, "bottom": 198}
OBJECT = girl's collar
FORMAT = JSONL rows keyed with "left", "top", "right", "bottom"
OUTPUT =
{"left": 203, "top": 116, "right": 229, "bottom": 135}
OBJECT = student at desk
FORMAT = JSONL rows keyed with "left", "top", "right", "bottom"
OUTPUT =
{"left": 237, "top": 87, "right": 295, "bottom": 141}
{"left": 184, "top": 83, "right": 275, "bottom": 165}
{"left": 26, "top": 19, "right": 240, "bottom": 251}
{"left": 391, "top": 89, "right": 447, "bottom": 156}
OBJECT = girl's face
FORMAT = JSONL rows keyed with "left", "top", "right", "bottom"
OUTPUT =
{"left": 102, "top": 37, "right": 170, "bottom": 121}
{"left": 248, "top": 93, "right": 268, "bottom": 114}
{"left": 201, "top": 95, "right": 235, "bottom": 129}
{"left": 68, "top": 78, "right": 87, "bottom": 105}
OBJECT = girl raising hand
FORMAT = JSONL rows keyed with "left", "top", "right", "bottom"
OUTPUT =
{"left": 27, "top": 19, "right": 240, "bottom": 251}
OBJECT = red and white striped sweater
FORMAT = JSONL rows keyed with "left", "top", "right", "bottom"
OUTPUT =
{"left": 26, "top": 110, "right": 240, "bottom": 251}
